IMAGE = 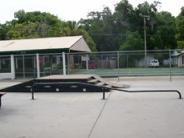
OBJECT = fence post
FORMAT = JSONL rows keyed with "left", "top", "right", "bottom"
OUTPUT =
{"left": 36, "top": 53, "right": 40, "bottom": 78}
{"left": 169, "top": 49, "right": 172, "bottom": 81}
{"left": 117, "top": 51, "right": 120, "bottom": 81}
{"left": 67, "top": 53, "right": 70, "bottom": 75}
{"left": 10, "top": 55, "right": 15, "bottom": 80}
{"left": 22, "top": 54, "right": 25, "bottom": 78}
{"left": 62, "top": 52, "right": 66, "bottom": 75}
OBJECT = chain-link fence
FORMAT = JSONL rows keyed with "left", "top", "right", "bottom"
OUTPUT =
{"left": 66, "top": 49, "right": 184, "bottom": 77}
{"left": 0, "top": 55, "right": 11, "bottom": 73}
{"left": 14, "top": 54, "right": 36, "bottom": 78}
{"left": 13, "top": 53, "right": 64, "bottom": 78}
{"left": 0, "top": 50, "right": 183, "bottom": 79}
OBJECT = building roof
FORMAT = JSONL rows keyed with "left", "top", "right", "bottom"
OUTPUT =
{"left": 171, "top": 50, "right": 184, "bottom": 57}
{"left": 0, "top": 36, "right": 91, "bottom": 53}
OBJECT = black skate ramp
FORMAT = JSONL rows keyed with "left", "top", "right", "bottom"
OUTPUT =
{"left": 0, "top": 74, "right": 122, "bottom": 92}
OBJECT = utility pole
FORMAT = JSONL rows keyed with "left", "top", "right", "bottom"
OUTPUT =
{"left": 140, "top": 14, "right": 150, "bottom": 66}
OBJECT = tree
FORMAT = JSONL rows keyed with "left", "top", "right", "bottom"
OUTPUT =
{"left": 152, "top": 11, "right": 177, "bottom": 49}
{"left": 80, "top": 7, "right": 116, "bottom": 51}
{"left": 62, "top": 21, "right": 96, "bottom": 51}
{"left": 113, "top": 1, "right": 159, "bottom": 50}
{"left": 0, "top": 1, "right": 181, "bottom": 51}
{"left": 113, "top": 0, "right": 134, "bottom": 30}
{"left": 4, "top": 10, "right": 64, "bottom": 39}
{"left": 80, "top": 0, "right": 163, "bottom": 51}
{"left": 176, "top": 7, "right": 184, "bottom": 48}
{"left": 119, "top": 31, "right": 144, "bottom": 50}
{"left": 0, "top": 24, "right": 9, "bottom": 40}
{"left": 0, "top": 10, "right": 96, "bottom": 51}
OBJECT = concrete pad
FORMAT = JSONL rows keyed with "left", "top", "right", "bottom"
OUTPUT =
{"left": 91, "top": 92, "right": 184, "bottom": 138}
{"left": 0, "top": 92, "right": 108, "bottom": 138}
{"left": 0, "top": 76, "right": 184, "bottom": 138}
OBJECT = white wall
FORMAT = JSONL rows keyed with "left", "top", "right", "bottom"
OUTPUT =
{"left": 0, "top": 73, "right": 14, "bottom": 80}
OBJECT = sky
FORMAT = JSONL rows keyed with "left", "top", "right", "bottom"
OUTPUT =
{"left": 0, "top": 0, "right": 183, "bottom": 23}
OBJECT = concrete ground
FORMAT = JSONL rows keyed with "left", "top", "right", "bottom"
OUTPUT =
{"left": 0, "top": 76, "right": 184, "bottom": 138}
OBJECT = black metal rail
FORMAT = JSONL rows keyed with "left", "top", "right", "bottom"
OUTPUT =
{"left": 110, "top": 88, "right": 182, "bottom": 99}
{"left": 30, "top": 81, "right": 110, "bottom": 100}
{"left": 29, "top": 81, "right": 182, "bottom": 100}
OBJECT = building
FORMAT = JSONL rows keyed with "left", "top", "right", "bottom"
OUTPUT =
{"left": 172, "top": 50, "right": 184, "bottom": 67}
{"left": 0, "top": 36, "right": 91, "bottom": 79}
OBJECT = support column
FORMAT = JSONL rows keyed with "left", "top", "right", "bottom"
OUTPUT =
{"left": 62, "top": 52, "right": 66, "bottom": 75}
{"left": 10, "top": 55, "right": 15, "bottom": 80}
{"left": 86, "top": 54, "right": 89, "bottom": 70}
{"left": 36, "top": 53, "right": 40, "bottom": 78}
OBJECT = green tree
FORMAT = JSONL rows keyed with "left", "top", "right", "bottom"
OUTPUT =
{"left": 12, "top": 10, "right": 64, "bottom": 38}
{"left": 80, "top": 0, "right": 162, "bottom": 51}
{"left": 152, "top": 11, "right": 177, "bottom": 49}
{"left": 80, "top": 7, "right": 118, "bottom": 51}
{"left": 61, "top": 21, "right": 96, "bottom": 51}
{"left": 0, "top": 24, "right": 9, "bottom": 40}
{"left": 119, "top": 31, "right": 144, "bottom": 50}
{"left": 0, "top": 1, "right": 180, "bottom": 51}
{"left": 0, "top": 10, "right": 96, "bottom": 51}
{"left": 176, "top": 7, "right": 184, "bottom": 48}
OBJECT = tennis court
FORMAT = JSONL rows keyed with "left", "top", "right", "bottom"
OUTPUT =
{"left": 71, "top": 67, "right": 184, "bottom": 77}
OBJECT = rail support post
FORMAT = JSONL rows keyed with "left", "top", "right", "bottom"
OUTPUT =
{"left": 102, "top": 88, "right": 106, "bottom": 100}
{"left": 0, "top": 96, "right": 2, "bottom": 108}
{"left": 177, "top": 90, "right": 182, "bottom": 99}
{"left": 31, "top": 84, "right": 35, "bottom": 100}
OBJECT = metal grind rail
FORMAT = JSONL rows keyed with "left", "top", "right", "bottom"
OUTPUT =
{"left": 30, "top": 81, "right": 111, "bottom": 100}
{"left": 110, "top": 88, "right": 182, "bottom": 100}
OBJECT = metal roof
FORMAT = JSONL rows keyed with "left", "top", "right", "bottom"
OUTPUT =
{"left": 0, "top": 36, "right": 91, "bottom": 53}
